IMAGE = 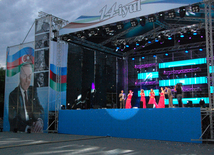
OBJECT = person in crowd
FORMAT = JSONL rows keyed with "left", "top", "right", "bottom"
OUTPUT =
{"left": 140, "top": 89, "right": 146, "bottom": 108}
{"left": 125, "top": 90, "right": 133, "bottom": 109}
{"left": 9, "top": 63, "right": 44, "bottom": 133}
{"left": 119, "top": 90, "right": 126, "bottom": 109}
{"left": 148, "top": 89, "right": 158, "bottom": 108}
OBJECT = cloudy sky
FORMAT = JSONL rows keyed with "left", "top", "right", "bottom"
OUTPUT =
{"left": 0, "top": 0, "right": 106, "bottom": 68}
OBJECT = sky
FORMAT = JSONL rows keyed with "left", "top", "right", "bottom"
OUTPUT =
{"left": 0, "top": 0, "right": 106, "bottom": 68}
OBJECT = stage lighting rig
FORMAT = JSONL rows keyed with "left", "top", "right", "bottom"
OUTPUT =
{"left": 168, "top": 10, "right": 176, "bottom": 18}
{"left": 130, "top": 19, "right": 138, "bottom": 27}
{"left": 116, "top": 22, "right": 124, "bottom": 30}
{"left": 179, "top": 7, "right": 186, "bottom": 18}
{"left": 148, "top": 15, "right": 156, "bottom": 22}
{"left": 192, "top": 4, "right": 200, "bottom": 13}
{"left": 139, "top": 17, "right": 146, "bottom": 26}
{"left": 158, "top": 12, "right": 165, "bottom": 22}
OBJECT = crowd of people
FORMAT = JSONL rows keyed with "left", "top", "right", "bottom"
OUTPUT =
{"left": 119, "top": 83, "right": 183, "bottom": 109}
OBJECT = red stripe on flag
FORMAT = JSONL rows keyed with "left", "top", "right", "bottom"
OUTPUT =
{"left": 50, "top": 70, "right": 67, "bottom": 83}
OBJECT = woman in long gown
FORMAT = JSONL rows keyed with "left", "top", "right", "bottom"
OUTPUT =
{"left": 148, "top": 89, "right": 158, "bottom": 108}
{"left": 157, "top": 87, "right": 165, "bottom": 108}
{"left": 140, "top": 89, "right": 146, "bottom": 108}
{"left": 125, "top": 90, "right": 133, "bottom": 109}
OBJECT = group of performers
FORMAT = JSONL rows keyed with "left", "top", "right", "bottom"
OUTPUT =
{"left": 119, "top": 84, "right": 183, "bottom": 109}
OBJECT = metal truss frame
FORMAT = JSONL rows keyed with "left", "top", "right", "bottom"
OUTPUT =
{"left": 128, "top": 41, "right": 207, "bottom": 57}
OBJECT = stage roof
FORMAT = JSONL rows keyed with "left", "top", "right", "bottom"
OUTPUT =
{"left": 58, "top": 0, "right": 212, "bottom": 57}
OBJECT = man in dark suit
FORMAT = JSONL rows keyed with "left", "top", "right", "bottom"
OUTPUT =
{"left": 9, "top": 63, "right": 44, "bottom": 132}
{"left": 165, "top": 86, "right": 173, "bottom": 108}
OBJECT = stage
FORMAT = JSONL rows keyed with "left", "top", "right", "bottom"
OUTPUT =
{"left": 58, "top": 108, "right": 202, "bottom": 143}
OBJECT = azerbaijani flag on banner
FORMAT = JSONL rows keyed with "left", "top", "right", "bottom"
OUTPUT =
{"left": 50, "top": 64, "right": 67, "bottom": 92}
{"left": 7, "top": 47, "right": 34, "bottom": 77}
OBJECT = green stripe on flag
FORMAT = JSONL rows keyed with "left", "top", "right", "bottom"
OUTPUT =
{"left": 7, "top": 64, "right": 34, "bottom": 77}
{"left": 50, "top": 79, "right": 67, "bottom": 92}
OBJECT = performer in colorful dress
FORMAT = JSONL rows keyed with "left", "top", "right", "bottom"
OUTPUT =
{"left": 148, "top": 89, "right": 158, "bottom": 108}
{"left": 157, "top": 87, "right": 165, "bottom": 108}
{"left": 125, "top": 90, "right": 133, "bottom": 109}
{"left": 140, "top": 89, "right": 146, "bottom": 108}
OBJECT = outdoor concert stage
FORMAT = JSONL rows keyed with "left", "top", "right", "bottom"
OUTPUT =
{"left": 58, "top": 107, "right": 202, "bottom": 144}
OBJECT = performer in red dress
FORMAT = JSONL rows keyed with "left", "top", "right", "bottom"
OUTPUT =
{"left": 125, "top": 90, "right": 133, "bottom": 109}
{"left": 157, "top": 87, "right": 165, "bottom": 108}
{"left": 140, "top": 89, "right": 146, "bottom": 108}
{"left": 148, "top": 89, "right": 158, "bottom": 108}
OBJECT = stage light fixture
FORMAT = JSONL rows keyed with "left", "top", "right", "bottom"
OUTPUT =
{"left": 155, "top": 38, "right": 159, "bottom": 42}
{"left": 142, "top": 57, "right": 145, "bottom": 59}
{"left": 126, "top": 45, "right": 130, "bottom": 48}
{"left": 168, "top": 10, "right": 176, "bottom": 18}
{"left": 199, "top": 99, "right": 206, "bottom": 108}
{"left": 192, "top": 4, "right": 200, "bottom": 13}
{"left": 185, "top": 50, "right": 188, "bottom": 53}
{"left": 136, "top": 42, "right": 140, "bottom": 46}
{"left": 165, "top": 53, "right": 168, "bottom": 56}
{"left": 158, "top": 12, "right": 165, "bottom": 22}
{"left": 187, "top": 100, "right": 193, "bottom": 107}
{"left": 132, "top": 58, "right": 135, "bottom": 60}
{"left": 139, "top": 17, "right": 146, "bottom": 26}
{"left": 116, "top": 22, "right": 124, "bottom": 30}
{"left": 180, "top": 34, "right": 184, "bottom": 38}
{"left": 148, "top": 15, "right": 156, "bottom": 22}
{"left": 179, "top": 7, "right": 186, "bottom": 18}
{"left": 153, "top": 55, "right": 156, "bottom": 58}
{"left": 193, "top": 32, "right": 197, "bottom": 35}
{"left": 148, "top": 41, "right": 151, "bottom": 44}
{"left": 130, "top": 19, "right": 138, "bottom": 27}
{"left": 61, "top": 105, "right": 65, "bottom": 110}
{"left": 199, "top": 48, "right": 203, "bottom": 51}
{"left": 168, "top": 37, "right": 172, "bottom": 40}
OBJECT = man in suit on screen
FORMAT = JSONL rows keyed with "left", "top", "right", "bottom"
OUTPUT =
{"left": 9, "top": 63, "right": 44, "bottom": 133}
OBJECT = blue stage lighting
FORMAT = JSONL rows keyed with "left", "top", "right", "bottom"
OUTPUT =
{"left": 165, "top": 53, "right": 168, "bottom": 56}
{"left": 142, "top": 57, "right": 145, "bottom": 59}
{"left": 180, "top": 34, "right": 184, "bottom": 38}
{"left": 116, "top": 47, "right": 120, "bottom": 49}
{"left": 153, "top": 55, "right": 156, "bottom": 58}
{"left": 168, "top": 37, "right": 172, "bottom": 40}
{"left": 126, "top": 45, "right": 129, "bottom": 48}
{"left": 155, "top": 39, "right": 159, "bottom": 42}
{"left": 185, "top": 50, "right": 188, "bottom": 53}
{"left": 136, "top": 43, "right": 140, "bottom": 46}
{"left": 193, "top": 32, "right": 197, "bottom": 35}
{"left": 132, "top": 58, "right": 135, "bottom": 60}
{"left": 199, "top": 48, "right": 203, "bottom": 51}
{"left": 148, "top": 41, "right": 151, "bottom": 44}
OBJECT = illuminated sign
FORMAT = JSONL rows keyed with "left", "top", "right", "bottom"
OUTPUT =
{"left": 159, "top": 58, "right": 206, "bottom": 68}
{"left": 159, "top": 77, "right": 207, "bottom": 86}
{"left": 138, "top": 72, "right": 159, "bottom": 79}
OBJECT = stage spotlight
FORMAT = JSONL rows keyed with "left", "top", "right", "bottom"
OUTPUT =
{"left": 168, "top": 10, "right": 176, "bottom": 18}
{"left": 61, "top": 105, "right": 65, "bottom": 110}
{"left": 158, "top": 12, "right": 165, "bottom": 22}
{"left": 132, "top": 58, "right": 135, "bottom": 60}
{"left": 136, "top": 42, "right": 140, "bottom": 46}
{"left": 67, "top": 103, "right": 71, "bottom": 109}
{"left": 180, "top": 34, "right": 184, "bottom": 38}
{"left": 142, "top": 57, "right": 145, "bottom": 59}
{"left": 179, "top": 7, "right": 186, "bottom": 18}
{"left": 185, "top": 50, "right": 188, "bottom": 53}
{"left": 126, "top": 45, "right": 130, "bottom": 48}
{"left": 199, "top": 99, "right": 206, "bottom": 108}
{"left": 139, "top": 17, "right": 146, "bottom": 26}
{"left": 148, "top": 15, "right": 156, "bottom": 22}
{"left": 193, "top": 32, "right": 197, "bottom": 35}
{"left": 116, "top": 22, "right": 124, "bottom": 30}
{"left": 153, "top": 55, "right": 156, "bottom": 58}
{"left": 192, "top": 4, "right": 200, "bottom": 13}
{"left": 168, "top": 37, "right": 172, "bottom": 40}
{"left": 148, "top": 41, "right": 152, "bottom": 44}
{"left": 165, "top": 53, "right": 168, "bottom": 56}
{"left": 199, "top": 48, "right": 203, "bottom": 51}
{"left": 187, "top": 100, "right": 193, "bottom": 107}
{"left": 130, "top": 19, "right": 138, "bottom": 27}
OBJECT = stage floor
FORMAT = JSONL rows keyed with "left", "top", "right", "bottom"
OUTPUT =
{"left": 59, "top": 108, "right": 202, "bottom": 143}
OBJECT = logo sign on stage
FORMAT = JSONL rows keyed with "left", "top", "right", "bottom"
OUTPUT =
{"left": 59, "top": 0, "right": 202, "bottom": 35}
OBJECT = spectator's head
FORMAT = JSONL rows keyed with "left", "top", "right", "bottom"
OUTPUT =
{"left": 20, "top": 63, "right": 32, "bottom": 91}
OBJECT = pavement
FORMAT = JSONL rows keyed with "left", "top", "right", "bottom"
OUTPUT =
{"left": 0, "top": 132, "right": 214, "bottom": 155}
